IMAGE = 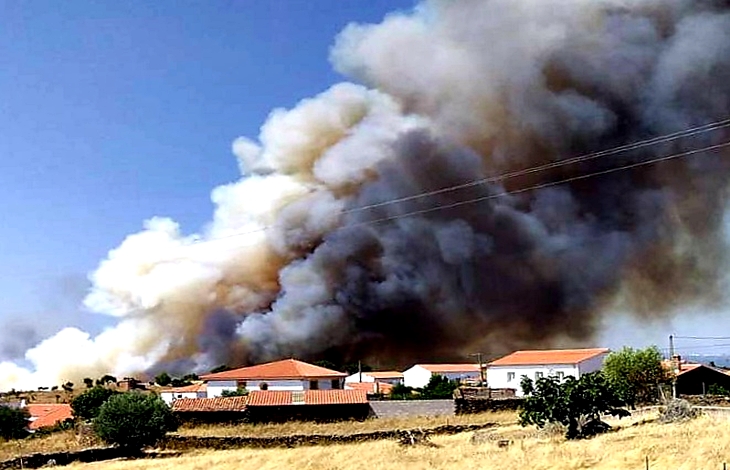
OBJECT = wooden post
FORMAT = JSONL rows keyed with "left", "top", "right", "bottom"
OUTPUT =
{"left": 645, "top": 455, "right": 649, "bottom": 470}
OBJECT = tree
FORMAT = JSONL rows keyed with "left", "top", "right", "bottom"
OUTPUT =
{"left": 94, "top": 393, "right": 178, "bottom": 452}
{"left": 603, "top": 346, "right": 671, "bottom": 407}
{"left": 221, "top": 387, "right": 248, "bottom": 397}
{"left": 390, "top": 383, "right": 415, "bottom": 400}
{"left": 83, "top": 378, "right": 94, "bottom": 389}
{"left": 343, "top": 362, "right": 372, "bottom": 376}
{"left": 62, "top": 382, "right": 74, "bottom": 393}
{"left": 209, "top": 365, "right": 231, "bottom": 374}
{"left": 71, "top": 386, "right": 119, "bottom": 421}
{"left": 420, "top": 374, "right": 459, "bottom": 399}
{"left": 0, "top": 406, "right": 29, "bottom": 440}
{"left": 519, "top": 373, "right": 630, "bottom": 439}
{"left": 154, "top": 372, "right": 172, "bottom": 387}
{"left": 96, "top": 375, "right": 117, "bottom": 387}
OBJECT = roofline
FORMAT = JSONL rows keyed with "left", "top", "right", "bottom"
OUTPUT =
{"left": 201, "top": 374, "right": 346, "bottom": 381}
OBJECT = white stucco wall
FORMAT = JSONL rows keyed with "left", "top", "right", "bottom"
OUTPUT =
{"left": 487, "top": 364, "right": 579, "bottom": 396}
{"left": 345, "top": 373, "right": 403, "bottom": 385}
{"left": 207, "top": 378, "right": 344, "bottom": 396}
{"left": 160, "top": 391, "right": 205, "bottom": 405}
{"left": 403, "top": 366, "right": 480, "bottom": 388}
{"left": 577, "top": 353, "right": 608, "bottom": 374}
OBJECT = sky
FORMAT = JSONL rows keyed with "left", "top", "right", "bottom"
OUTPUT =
{"left": 1, "top": 0, "right": 729, "bottom": 365}
{"left": 0, "top": 0, "right": 416, "bottom": 358}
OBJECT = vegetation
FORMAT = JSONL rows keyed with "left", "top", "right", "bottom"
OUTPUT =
{"left": 71, "top": 386, "right": 120, "bottom": 421}
{"left": 96, "top": 375, "right": 117, "bottom": 387}
{"left": 94, "top": 393, "right": 178, "bottom": 452}
{"left": 83, "top": 378, "right": 94, "bottom": 389}
{"left": 62, "top": 382, "right": 74, "bottom": 393}
{"left": 389, "top": 383, "right": 415, "bottom": 400}
{"left": 209, "top": 365, "right": 232, "bottom": 374}
{"left": 420, "top": 375, "right": 459, "bottom": 399}
{"left": 519, "top": 372, "right": 630, "bottom": 439}
{"left": 61, "top": 415, "right": 730, "bottom": 470}
{"left": 602, "top": 346, "right": 671, "bottom": 407}
{"left": 220, "top": 387, "right": 248, "bottom": 397}
{"left": 155, "top": 372, "right": 172, "bottom": 387}
{"left": 0, "top": 405, "right": 29, "bottom": 441}
{"left": 708, "top": 383, "right": 730, "bottom": 396}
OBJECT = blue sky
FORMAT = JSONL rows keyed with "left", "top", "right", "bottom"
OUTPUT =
{"left": 0, "top": 1, "right": 415, "bottom": 354}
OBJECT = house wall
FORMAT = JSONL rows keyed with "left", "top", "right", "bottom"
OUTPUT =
{"left": 577, "top": 353, "right": 608, "bottom": 375}
{"left": 487, "top": 364, "right": 579, "bottom": 396}
{"left": 208, "top": 379, "right": 344, "bottom": 396}
{"left": 402, "top": 366, "right": 480, "bottom": 388}
{"left": 160, "top": 391, "right": 206, "bottom": 405}
{"left": 345, "top": 373, "right": 403, "bottom": 385}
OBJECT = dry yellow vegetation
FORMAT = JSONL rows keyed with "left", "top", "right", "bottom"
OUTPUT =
{"left": 0, "top": 429, "right": 101, "bottom": 461}
{"left": 62, "top": 414, "right": 730, "bottom": 470}
{"left": 176, "top": 410, "right": 517, "bottom": 438}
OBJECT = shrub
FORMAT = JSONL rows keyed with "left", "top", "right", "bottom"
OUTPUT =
{"left": 659, "top": 399, "right": 698, "bottom": 423}
{"left": 420, "top": 374, "right": 460, "bottom": 399}
{"left": 94, "top": 393, "right": 178, "bottom": 452}
{"left": 71, "top": 386, "right": 120, "bottom": 421}
{"left": 0, "top": 405, "right": 30, "bottom": 440}
{"left": 154, "top": 372, "right": 172, "bottom": 387}
{"left": 221, "top": 387, "right": 248, "bottom": 397}
{"left": 603, "top": 346, "right": 671, "bottom": 407}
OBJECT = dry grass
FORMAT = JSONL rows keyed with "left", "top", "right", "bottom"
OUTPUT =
{"left": 63, "top": 413, "right": 730, "bottom": 470}
{"left": 176, "top": 411, "right": 517, "bottom": 438}
{"left": 0, "top": 430, "right": 100, "bottom": 461}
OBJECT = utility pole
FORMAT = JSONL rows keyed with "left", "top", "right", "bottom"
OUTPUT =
{"left": 669, "top": 334, "right": 677, "bottom": 399}
{"left": 469, "top": 353, "right": 486, "bottom": 385}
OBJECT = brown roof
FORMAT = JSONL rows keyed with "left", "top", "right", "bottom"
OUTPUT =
{"left": 171, "top": 396, "right": 248, "bottom": 413}
{"left": 488, "top": 348, "right": 610, "bottom": 366}
{"left": 246, "top": 390, "right": 368, "bottom": 406}
{"left": 346, "top": 382, "right": 394, "bottom": 395}
{"left": 161, "top": 383, "right": 207, "bottom": 394}
{"left": 417, "top": 364, "right": 482, "bottom": 373}
{"left": 26, "top": 404, "right": 73, "bottom": 430}
{"left": 200, "top": 359, "right": 346, "bottom": 381}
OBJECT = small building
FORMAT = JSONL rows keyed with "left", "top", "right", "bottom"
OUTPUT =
{"left": 487, "top": 348, "right": 609, "bottom": 396}
{"left": 667, "top": 360, "right": 730, "bottom": 395}
{"left": 345, "top": 371, "right": 404, "bottom": 385}
{"left": 246, "top": 389, "right": 370, "bottom": 422}
{"left": 26, "top": 404, "right": 73, "bottom": 431}
{"left": 160, "top": 383, "right": 208, "bottom": 405}
{"left": 345, "top": 381, "right": 394, "bottom": 396}
{"left": 402, "top": 364, "right": 482, "bottom": 388}
{"left": 200, "top": 359, "right": 347, "bottom": 397}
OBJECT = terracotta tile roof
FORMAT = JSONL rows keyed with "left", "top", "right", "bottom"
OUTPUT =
{"left": 488, "top": 348, "right": 610, "bottom": 366}
{"left": 246, "top": 389, "right": 369, "bottom": 406}
{"left": 346, "top": 382, "right": 394, "bottom": 395}
{"left": 161, "top": 383, "right": 207, "bottom": 394}
{"left": 200, "top": 359, "right": 346, "bottom": 381}
{"left": 365, "top": 371, "right": 403, "bottom": 379}
{"left": 661, "top": 361, "right": 706, "bottom": 376}
{"left": 416, "top": 364, "right": 482, "bottom": 373}
{"left": 171, "top": 396, "right": 248, "bottom": 413}
{"left": 26, "top": 404, "right": 73, "bottom": 430}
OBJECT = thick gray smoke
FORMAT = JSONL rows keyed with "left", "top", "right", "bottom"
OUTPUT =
{"left": 3, "top": 0, "right": 730, "bottom": 389}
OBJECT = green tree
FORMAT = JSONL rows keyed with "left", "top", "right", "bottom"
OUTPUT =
{"left": 83, "top": 378, "right": 94, "bottom": 389}
{"left": 96, "top": 375, "right": 117, "bottom": 387}
{"left": 154, "top": 372, "right": 172, "bottom": 387}
{"left": 420, "top": 374, "right": 459, "bottom": 399}
{"left": 602, "top": 346, "right": 671, "bottom": 407}
{"left": 0, "top": 406, "right": 29, "bottom": 441}
{"left": 221, "top": 387, "right": 249, "bottom": 397}
{"left": 519, "top": 373, "right": 630, "bottom": 439}
{"left": 62, "top": 381, "right": 74, "bottom": 393}
{"left": 389, "top": 383, "right": 415, "bottom": 400}
{"left": 94, "top": 393, "right": 178, "bottom": 453}
{"left": 71, "top": 386, "right": 120, "bottom": 421}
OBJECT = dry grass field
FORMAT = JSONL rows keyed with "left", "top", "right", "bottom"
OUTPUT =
{"left": 61, "top": 413, "right": 730, "bottom": 470}
{"left": 0, "top": 429, "right": 102, "bottom": 461}
{"left": 175, "top": 410, "right": 517, "bottom": 438}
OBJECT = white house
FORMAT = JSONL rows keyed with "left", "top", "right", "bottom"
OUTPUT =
{"left": 200, "top": 358, "right": 347, "bottom": 397}
{"left": 345, "top": 371, "right": 404, "bottom": 385}
{"left": 487, "top": 348, "right": 610, "bottom": 396}
{"left": 402, "top": 364, "right": 482, "bottom": 388}
{"left": 160, "top": 383, "right": 208, "bottom": 405}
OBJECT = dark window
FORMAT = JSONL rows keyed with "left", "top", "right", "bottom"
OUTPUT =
{"left": 309, "top": 380, "right": 319, "bottom": 390}
{"left": 331, "top": 379, "right": 340, "bottom": 389}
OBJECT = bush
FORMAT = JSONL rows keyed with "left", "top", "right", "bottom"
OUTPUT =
{"left": 154, "top": 372, "right": 172, "bottom": 387}
{"left": 71, "top": 387, "right": 120, "bottom": 421}
{"left": 390, "top": 383, "right": 415, "bottom": 400}
{"left": 221, "top": 387, "right": 248, "bottom": 397}
{"left": 659, "top": 399, "right": 698, "bottom": 423}
{"left": 420, "top": 374, "right": 460, "bottom": 399}
{"left": 603, "top": 346, "right": 671, "bottom": 407}
{"left": 94, "top": 393, "right": 178, "bottom": 452}
{"left": 0, "top": 405, "right": 30, "bottom": 440}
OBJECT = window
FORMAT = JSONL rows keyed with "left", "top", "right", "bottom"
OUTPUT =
{"left": 309, "top": 380, "right": 319, "bottom": 390}
{"left": 556, "top": 371, "right": 565, "bottom": 380}
{"left": 331, "top": 379, "right": 340, "bottom": 389}
{"left": 507, "top": 372, "right": 516, "bottom": 382}
{"left": 535, "top": 371, "right": 544, "bottom": 380}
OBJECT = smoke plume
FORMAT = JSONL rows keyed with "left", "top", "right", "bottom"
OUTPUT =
{"left": 3, "top": 0, "right": 730, "bottom": 390}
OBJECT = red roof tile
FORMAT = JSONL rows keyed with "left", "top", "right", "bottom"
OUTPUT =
{"left": 488, "top": 348, "right": 609, "bottom": 366}
{"left": 171, "top": 397, "right": 248, "bottom": 413}
{"left": 200, "top": 359, "right": 346, "bottom": 381}
{"left": 346, "top": 382, "right": 394, "bottom": 395}
{"left": 26, "top": 404, "right": 73, "bottom": 430}
{"left": 246, "top": 389, "right": 368, "bottom": 406}
{"left": 417, "top": 364, "right": 482, "bottom": 373}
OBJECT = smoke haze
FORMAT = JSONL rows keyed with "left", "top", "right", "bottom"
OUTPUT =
{"left": 3, "top": 0, "right": 730, "bottom": 390}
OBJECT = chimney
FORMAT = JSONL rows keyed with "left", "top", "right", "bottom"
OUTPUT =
{"left": 672, "top": 355, "right": 682, "bottom": 373}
